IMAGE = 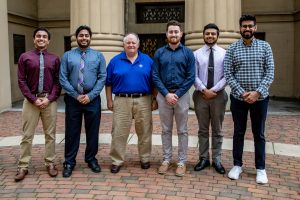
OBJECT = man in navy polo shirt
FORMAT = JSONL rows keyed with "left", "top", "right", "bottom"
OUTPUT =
{"left": 106, "top": 33, "right": 157, "bottom": 174}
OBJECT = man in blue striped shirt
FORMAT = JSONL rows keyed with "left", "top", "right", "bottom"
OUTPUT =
{"left": 224, "top": 15, "right": 274, "bottom": 184}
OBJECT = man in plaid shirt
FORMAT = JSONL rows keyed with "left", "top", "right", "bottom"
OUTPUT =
{"left": 224, "top": 14, "right": 274, "bottom": 184}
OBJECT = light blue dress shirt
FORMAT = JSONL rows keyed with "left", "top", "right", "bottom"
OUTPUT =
{"left": 59, "top": 47, "right": 107, "bottom": 101}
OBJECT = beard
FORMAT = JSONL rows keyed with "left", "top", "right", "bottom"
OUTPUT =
{"left": 77, "top": 40, "right": 90, "bottom": 49}
{"left": 204, "top": 39, "right": 217, "bottom": 46}
{"left": 168, "top": 37, "right": 180, "bottom": 45}
{"left": 240, "top": 30, "right": 254, "bottom": 39}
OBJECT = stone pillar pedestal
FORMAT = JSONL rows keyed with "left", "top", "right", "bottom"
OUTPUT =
{"left": 70, "top": 0, "right": 125, "bottom": 109}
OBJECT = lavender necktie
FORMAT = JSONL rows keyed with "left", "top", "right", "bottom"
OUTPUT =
{"left": 78, "top": 52, "right": 86, "bottom": 94}
{"left": 38, "top": 51, "right": 44, "bottom": 93}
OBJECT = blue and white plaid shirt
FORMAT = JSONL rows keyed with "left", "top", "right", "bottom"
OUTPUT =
{"left": 224, "top": 38, "right": 274, "bottom": 101}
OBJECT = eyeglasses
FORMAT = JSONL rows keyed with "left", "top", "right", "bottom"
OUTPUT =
{"left": 241, "top": 24, "right": 255, "bottom": 29}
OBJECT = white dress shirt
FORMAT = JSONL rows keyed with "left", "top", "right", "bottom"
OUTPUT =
{"left": 194, "top": 44, "right": 226, "bottom": 92}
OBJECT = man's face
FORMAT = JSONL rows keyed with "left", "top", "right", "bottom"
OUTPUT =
{"left": 76, "top": 29, "right": 91, "bottom": 49}
{"left": 203, "top": 28, "right": 218, "bottom": 46}
{"left": 240, "top": 20, "right": 257, "bottom": 39}
{"left": 124, "top": 34, "right": 139, "bottom": 55}
{"left": 166, "top": 25, "right": 183, "bottom": 45}
{"left": 34, "top": 30, "right": 49, "bottom": 51}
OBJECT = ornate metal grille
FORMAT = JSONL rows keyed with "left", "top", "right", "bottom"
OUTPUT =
{"left": 139, "top": 34, "right": 166, "bottom": 57}
{"left": 136, "top": 2, "right": 184, "bottom": 24}
{"left": 139, "top": 34, "right": 185, "bottom": 58}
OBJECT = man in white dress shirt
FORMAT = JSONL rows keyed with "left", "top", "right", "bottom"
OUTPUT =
{"left": 193, "top": 23, "right": 228, "bottom": 174}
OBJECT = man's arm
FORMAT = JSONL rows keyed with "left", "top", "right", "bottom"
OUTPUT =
{"left": 105, "top": 86, "right": 113, "bottom": 111}
{"left": 86, "top": 52, "right": 107, "bottom": 101}
{"left": 17, "top": 54, "right": 38, "bottom": 104}
{"left": 224, "top": 45, "right": 245, "bottom": 97}
{"left": 256, "top": 43, "right": 275, "bottom": 97}
{"left": 175, "top": 48, "right": 195, "bottom": 98}
{"left": 152, "top": 50, "right": 169, "bottom": 97}
{"left": 48, "top": 56, "right": 62, "bottom": 102}
{"left": 59, "top": 52, "right": 80, "bottom": 99}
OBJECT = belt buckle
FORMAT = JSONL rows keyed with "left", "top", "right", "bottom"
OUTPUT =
{"left": 36, "top": 93, "right": 48, "bottom": 98}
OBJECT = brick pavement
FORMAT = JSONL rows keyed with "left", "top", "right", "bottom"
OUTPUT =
{"left": 0, "top": 111, "right": 300, "bottom": 199}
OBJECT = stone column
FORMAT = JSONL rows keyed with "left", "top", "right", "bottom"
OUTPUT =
{"left": 185, "top": 0, "right": 241, "bottom": 50}
{"left": 70, "top": 0, "right": 125, "bottom": 108}
{"left": 0, "top": 0, "right": 12, "bottom": 111}
{"left": 185, "top": 0, "right": 241, "bottom": 109}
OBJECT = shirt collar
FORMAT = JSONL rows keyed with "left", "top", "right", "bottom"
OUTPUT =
{"left": 34, "top": 48, "right": 48, "bottom": 55}
{"left": 120, "top": 51, "right": 141, "bottom": 63}
{"left": 76, "top": 47, "right": 91, "bottom": 54}
{"left": 240, "top": 37, "right": 257, "bottom": 47}
{"left": 204, "top": 44, "right": 217, "bottom": 52}
{"left": 165, "top": 43, "right": 183, "bottom": 51}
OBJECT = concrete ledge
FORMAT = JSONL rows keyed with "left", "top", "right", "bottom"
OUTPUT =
{"left": 0, "top": 133, "right": 299, "bottom": 158}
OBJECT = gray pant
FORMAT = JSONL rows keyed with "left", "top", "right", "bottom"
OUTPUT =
{"left": 193, "top": 90, "right": 228, "bottom": 162}
{"left": 156, "top": 92, "right": 190, "bottom": 164}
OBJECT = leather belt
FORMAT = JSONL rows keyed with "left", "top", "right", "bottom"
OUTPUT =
{"left": 35, "top": 93, "right": 48, "bottom": 98}
{"left": 116, "top": 93, "right": 148, "bottom": 98}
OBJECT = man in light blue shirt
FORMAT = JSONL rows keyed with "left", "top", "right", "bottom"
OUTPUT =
{"left": 152, "top": 20, "right": 195, "bottom": 177}
{"left": 193, "top": 23, "right": 228, "bottom": 175}
{"left": 60, "top": 25, "right": 106, "bottom": 177}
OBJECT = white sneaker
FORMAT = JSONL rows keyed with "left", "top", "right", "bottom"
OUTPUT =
{"left": 256, "top": 169, "right": 268, "bottom": 184}
{"left": 228, "top": 166, "right": 242, "bottom": 180}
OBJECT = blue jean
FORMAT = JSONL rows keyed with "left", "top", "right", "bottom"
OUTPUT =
{"left": 63, "top": 94, "right": 101, "bottom": 167}
{"left": 230, "top": 95, "right": 269, "bottom": 169}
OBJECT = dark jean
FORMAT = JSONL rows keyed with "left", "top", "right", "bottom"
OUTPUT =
{"left": 63, "top": 94, "right": 101, "bottom": 167}
{"left": 230, "top": 95, "right": 269, "bottom": 169}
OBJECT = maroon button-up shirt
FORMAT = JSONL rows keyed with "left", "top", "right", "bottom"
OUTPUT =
{"left": 18, "top": 49, "right": 61, "bottom": 104}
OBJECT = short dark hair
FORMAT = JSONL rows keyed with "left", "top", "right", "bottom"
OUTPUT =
{"left": 239, "top": 14, "right": 256, "bottom": 26}
{"left": 203, "top": 23, "right": 219, "bottom": 36}
{"left": 166, "top": 20, "right": 182, "bottom": 32}
{"left": 75, "top": 25, "right": 92, "bottom": 38}
{"left": 33, "top": 27, "right": 51, "bottom": 40}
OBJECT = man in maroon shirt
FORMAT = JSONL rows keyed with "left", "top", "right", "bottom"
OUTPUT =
{"left": 15, "top": 27, "right": 61, "bottom": 181}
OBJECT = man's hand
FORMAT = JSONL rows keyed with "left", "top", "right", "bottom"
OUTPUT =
{"left": 34, "top": 98, "right": 50, "bottom": 109}
{"left": 151, "top": 99, "right": 158, "bottom": 110}
{"left": 77, "top": 94, "right": 91, "bottom": 105}
{"left": 165, "top": 93, "right": 178, "bottom": 105}
{"left": 34, "top": 98, "right": 43, "bottom": 108}
{"left": 242, "top": 91, "right": 260, "bottom": 104}
{"left": 107, "top": 99, "right": 113, "bottom": 111}
{"left": 202, "top": 89, "right": 217, "bottom": 100}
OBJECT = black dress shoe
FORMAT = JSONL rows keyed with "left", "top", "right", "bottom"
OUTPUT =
{"left": 88, "top": 162, "right": 101, "bottom": 173}
{"left": 110, "top": 164, "right": 121, "bottom": 173}
{"left": 194, "top": 159, "right": 210, "bottom": 171}
{"left": 140, "top": 162, "right": 150, "bottom": 169}
{"left": 212, "top": 162, "right": 225, "bottom": 174}
{"left": 62, "top": 164, "right": 73, "bottom": 178}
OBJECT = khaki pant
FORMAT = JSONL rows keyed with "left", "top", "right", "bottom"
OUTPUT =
{"left": 110, "top": 95, "right": 152, "bottom": 166}
{"left": 18, "top": 98, "right": 57, "bottom": 169}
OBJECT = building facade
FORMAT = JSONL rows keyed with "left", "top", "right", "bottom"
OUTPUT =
{"left": 0, "top": 0, "right": 299, "bottom": 112}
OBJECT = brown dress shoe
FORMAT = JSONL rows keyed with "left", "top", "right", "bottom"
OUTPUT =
{"left": 47, "top": 164, "right": 58, "bottom": 177}
{"left": 110, "top": 164, "right": 121, "bottom": 173}
{"left": 15, "top": 168, "right": 28, "bottom": 182}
